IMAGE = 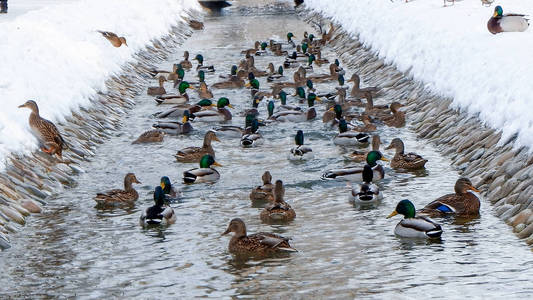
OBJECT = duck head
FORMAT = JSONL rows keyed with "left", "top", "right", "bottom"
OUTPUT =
{"left": 387, "top": 199, "right": 416, "bottom": 219}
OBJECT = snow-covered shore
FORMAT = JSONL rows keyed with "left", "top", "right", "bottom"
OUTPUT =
{"left": 304, "top": 0, "right": 532, "bottom": 148}
{"left": 0, "top": 0, "right": 200, "bottom": 169}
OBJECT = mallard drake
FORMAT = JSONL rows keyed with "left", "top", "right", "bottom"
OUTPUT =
{"left": 241, "top": 119, "right": 263, "bottom": 148}
{"left": 160, "top": 176, "right": 181, "bottom": 201}
{"left": 276, "top": 91, "right": 301, "bottom": 111}
{"left": 349, "top": 165, "right": 382, "bottom": 204}
{"left": 302, "top": 54, "right": 315, "bottom": 71}
{"left": 221, "top": 218, "right": 297, "bottom": 257}
{"left": 267, "top": 66, "right": 287, "bottom": 82}
{"left": 176, "top": 130, "right": 220, "bottom": 162}
{"left": 260, "top": 180, "right": 296, "bottom": 223}
{"left": 387, "top": 199, "right": 443, "bottom": 239}
{"left": 97, "top": 30, "right": 127, "bottom": 47}
{"left": 180, "top": 51, "right": 193, "bottom": 69}
{"left": 333, "top": 119, "right": 370, "bottom": 147}
{"left": 419, "top": 178, "right": 480, "bottom": 216}
{"left": 487, "top": 5, "right": 529, "bottom": 34}
{"left": 19, "top": 100, "right": 67, "bottom": 158}
{"left": 197, "top": 82, "right": 214, "bottom": 99}
{"left": 219, "top": 65, "right": 239, "bottom": 79}
{"left": 254, "top": 42, "right": 268, "bottom": 56}
{"left": 250, "top": 171, "right": 274, "bottom": 201}
{"left": 191, "top": 97, "right": 233, "bottom": 122}
{"left": 286, "top": 32, "right": 296, "bottom": 48}
{"left": 321, "top": 151, "right": 388, "bottom": 181}
{"left": 183, "top": 154, "right": 221, "bottom": 184}
{"left": 289, "top": 130, "right": 313, "bottom": 160}
{"left": 153, "top": 110, "right": 193, "bottom": 135}
{"left": 140, "top": 186, "right": 177, "bottom": 226}
{"left": 167, "top": 64, "right": 185, "bottom": 82}
{"left": 94, "top": 173, "right": 141, "bottom": 206}
{"left": 214, "top": 114, "right": 255, "bottom": 138}
{"left": 241, "top": 95, "right": 261, "bottom": 118}
{"left": 348, "top": 73, "right": 379, "bottom": 98}
{"left": 385, "top": 138, "right": 427, "bottom": 170}
{"left": 154, "top": 99, "right": 214, "bottom": 119}
{"left": 322, "top": 104, "right": 343, "bottom": 128}
{"left": 350, "top": 134, "right": 380, "bottom": 162}
{"left": 147, "top": 76, "right": 167, "bottom": 96}
{"left": 154, "top": 81, "right": 194, "bottom": 105}
{"left": 132, "top": 129, "right": 165, "bottom": 144}
{"left": 269, "top": 93, "right": 319, "bottom": 122}
{"left": 194, "top": 54, "right": 215, "bottom": 72}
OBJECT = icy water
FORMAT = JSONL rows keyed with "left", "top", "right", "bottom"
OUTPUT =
{"left": 2, "top": 1, "right": 533, "bottom": 299}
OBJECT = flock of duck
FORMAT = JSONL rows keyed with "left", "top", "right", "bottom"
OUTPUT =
{"left": 17, "top": 12, "right": 493, "bottom": 259}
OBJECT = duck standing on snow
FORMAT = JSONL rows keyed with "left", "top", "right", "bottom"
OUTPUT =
{"left": 387, "top": 199, "right": 443, "bottom": 239}
{"left": 487, "top": 5, "right": 529, "bottom": 34}
{"left": 94, "top": 173, "right": 141, "bottom": 206}
{"left": 419, "top": 178, "right": 480, "bottom": 216}
{"left": 260, "top": 180, "right": 296, "bottom": 223}
{"left": 183, "top": 154, "right": 222, "bottom": 184}
{"left": 385, "top": 138, "right": 427, "bottom": 170}
{"left": 289, "top": 130, "right": 313, "bottom": 160}
{"left": 19, "top": 100, "right": 67, "bottom": 158}
{"left": 97, "top": 30, "right": 127, "bottom": 47}
{"left": 140, "top": 186, "right": 176, "bottom": 226}
{"left": 221, "top": 218, "right": 297, "bottom": 257}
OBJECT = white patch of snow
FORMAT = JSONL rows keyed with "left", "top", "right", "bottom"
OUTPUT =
{"left": 0, "top": 0, "right": 200, "bottom": 168}
{"left": 304, "top": 0, "right": 533, "bottom": 148}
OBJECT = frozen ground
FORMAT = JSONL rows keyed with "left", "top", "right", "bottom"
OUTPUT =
{"left": 0, "top": 0, "right": 200, "bottom": 169}
{"left": 304, "top": 0, "right": 533, "bottom": 148}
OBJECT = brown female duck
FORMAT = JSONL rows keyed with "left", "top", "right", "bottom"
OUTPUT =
{"left": 18, "top": 100, "right": 66, "bottom": 158}
{"left": 260, "top": 180, "right": 296, "bottom": 223}
{"left": 180, "top": 51, "right": 193, "bottom": 69}
{"left": 250, "top": 171, "right": 274, "bottom": 201}
{"left": 221, "top": 218, "right": 297, "bottom": 257}
{"left": 94, "top": 173, "right": 141, "bottom": 206}
{"left": 132, "top": 129, "right": 165, "bottom": 144}
{"left": 175, "top": 130, "right": 220, "bottom": 163}
{"left": 97, "top": 30, "right": 127, "bottom": 47}
{"left": 385, "top": 138, "right": 427, "bottom": 170}
{"left": 147, "top": 76, "right": 167, "bottom": 96}
{"left": 383, "top": 102, "right": 405, "bottom": 128}
{"left": 419, "top": 178, "right": 480, "bottom": 216}
{"left": 197, "top": 82, "right": 214, "bottom": 99}
{"left": 348, "top": 73, "right": 380, "bottom": 98}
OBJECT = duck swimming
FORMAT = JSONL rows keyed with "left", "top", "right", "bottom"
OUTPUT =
{"left": 183, "top": 154, "right": 222, "bottom": 184}
{"left": 260, "top": 180, "right": 296, "bottom": 223}
{"left": 321, "top": 151, "right": 388, "bottom": 182}
{"left": 250, "top": 171, "right": 274, "bottom": 202}
{"left": 176, "top": 130, "right": 220, "bottom": 163}
{"left": 419, "top": 178, "right": 480, "bottom": 216}
{"left": 139, "top": 186, "right": 177, "bottom": 226}
{"left": 94, "top": 173, "right": 141, "bottom": 206}
{"left": 191, "top": 97, "right": 233, "bottom": 122}
{"left": 385, "top": 138, "right": 427, "bottom": 170}
{"left": 152, "top": 110, "right": 193, "bottom": 135}
{"left": 289, "top": 130, "right": 313, "bottom": 160}
{"left": 350, "top": 165, "right": 382, "bottom": 204}
{"left": 387, "top": 199, "right": 443, "bottom": 239}
{"left": 194, "top": 54, "right": 215, "bottom": 72}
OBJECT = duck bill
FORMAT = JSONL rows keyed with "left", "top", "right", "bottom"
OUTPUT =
{"left": 213, "top": 135, "right": 221, "bottom": 142}
{"left": 386, "top": 211, "right": 398, "bottom": 219}
{"left": 380, "top": 157, "right": 390, "bottom": 162}
{"left": 315, "top": 97, "right": 322, "bottom": 102}
{"left": 384, "top": 145, "right": 392, "bottom": 150}
{"left": 328, "top": 107, "right": 334, "bottom": 111}
{"left": 182, "top": 116, "right": 188, "bottom": 123}
{"left": 188, "top": 86, "right": 195, "bottom": 90}
{"left": 160, "top": 182, "right": 166, "bottom": 190}
{"left": 18, "top": 104, "right": 26, "bottom": 108}
{"left": 245, "top": 83, "right": 251, "bottom": 88}
{"left": 212, "top": 161, "right": 223, "bottom": 167}
{"left": 227, "top": 104, "right": 234, "bottom": 109}
{"left": 134, "top": 179, "right": 142, "bottom": 184}
{"left": 469, "top": 185, "right": 480, "bottom": 193}
{"left": 221, "top": 228, "right": 230, "bottom": 236}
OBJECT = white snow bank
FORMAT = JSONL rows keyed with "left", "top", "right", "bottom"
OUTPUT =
{"left": 0, "top": 0, "right": 200, "bottom": 168}
{"left": 304, "top": 0, "right": 533, "bottom": 148}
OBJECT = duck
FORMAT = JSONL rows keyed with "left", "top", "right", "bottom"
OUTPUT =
{"left": 213, "top": 70, "right": 246, "bottom": 89}
{"left": 349, "top": 165, "right": 382, "bottom": 204}
{"left": 94, "top": 173, "right": 141, "bottom": 206}
{"left": 147, "top": 76, "right": 167, "bottom": 96}
{"left": 131, "top": 129, "right": 165, "bottom": 144}
{"left": 183, "top": 154, "right": 222, "bottom": 184}
{"left": 302, "top": 54, "right": 315, "bottom": 71}
{"left": 175, "top": 130, "right": 220, "bottom": 162}
{"left": 348, "top": 73, "right": 379, "bottom": 98}
{"left": 193, "top": 54, "right": 215, "bottom": 72}
{"left": 322, "top": 104, "right": 343, "bottom": 128}
{"left": 269, "top": 93, "right": 319, "bottom": 122}
{"left": 160, "top": 176, "right": 181, "bottom": 201}
{"left": 187, "top": 19, "right": 204, "bottom": 30}
{"left": 314, "top": 50, "right": 329, "bottom": 66}
{"left": 351, "top": 114, "right": 377, "bottom": 132}
{"left": 219, "top": 65, "right": 239, "bottom": 80}
{"left": 191, "top": 97, "right": 233, "bottom": 122}
{"left": 250, "top": 171, "right": 274, "bottom": 202}
{"left": 487, "top": 5, "right": 529, "bottom": 34}
{"left": 18, "top": 100, "right": 67, "bottom": 159}
{"left": 385, "top": 138, "right": 427, "bottom": 170}
{"left": 255, "top": 42, "right": 269, "bottom": 56}
{"left": 307, "top": 63, "right": 340, "bottom": 82}
{"left": 214, "top": 114, "right": 256, "bottom": 138}
{"left": 383, "top": 102, "right": 405, "bottom": 127}
{"left": 267, "top": 66, "right": 287, "bottom": 82}
{"left": 168, "top": 64, "right": 186, "bottom": 83}
{"left": 241, "top": 41, "right": 261, "bottom": 55}
{"left": 139, "top": 186, "right": 177, "bottom": 226}
{"left": 97, "top": 30, "right": 127, "bottom": 47}
{"left": 154, "top": 99, "right": 214, "bottom": 119}
{"left": 419, "top": 178, "right": 480, "bottom": 216}
{"left": 260, "top": 180, "right": 296, "bottom": 223}
{"left": 152, "top": 110, "right": 193, "bottom": 135}
{"left": 333, "top": 119, "right": 370, "bottom": 147}
{"left": 289, "top": 130, "right": 314, "bottom": 160}
{"left": 277, "top": 91, "right": 301, "bottom": 111}
{"left": 241, "top": 119, "right": 263, "bottom": 148}
{"left": 242, "top": 95, "right": 261, "bottom": 118}
{"left": 179, "top": 51, "right": 193, "bottom": 69}
{"left": 387, "top": 199, "right": 443, "bottom": 239}
{"left": 286, "top": 32, "right": 296, "bottom": 48}
{"left": 221, "top": 218, "right": 297, "bottom": 257}
{"left": 197, "top": 82, "right": 214, "bottom": 99}
{"left": 321, "top": 151, "right": 388, "bottom": 182}
{"left": 363, "top": 93, "right": 389, "bottom": 117}
{"left": 154, "top": 81, "right": 194, "bottom": 105}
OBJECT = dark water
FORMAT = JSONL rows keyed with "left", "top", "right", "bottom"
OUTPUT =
{"left": 1, "top": 1, "right": 532, "bottom": 298}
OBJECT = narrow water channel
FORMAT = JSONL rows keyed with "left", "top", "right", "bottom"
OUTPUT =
{"left": 1, "top": 1, "right": 532, "bottom": 298}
